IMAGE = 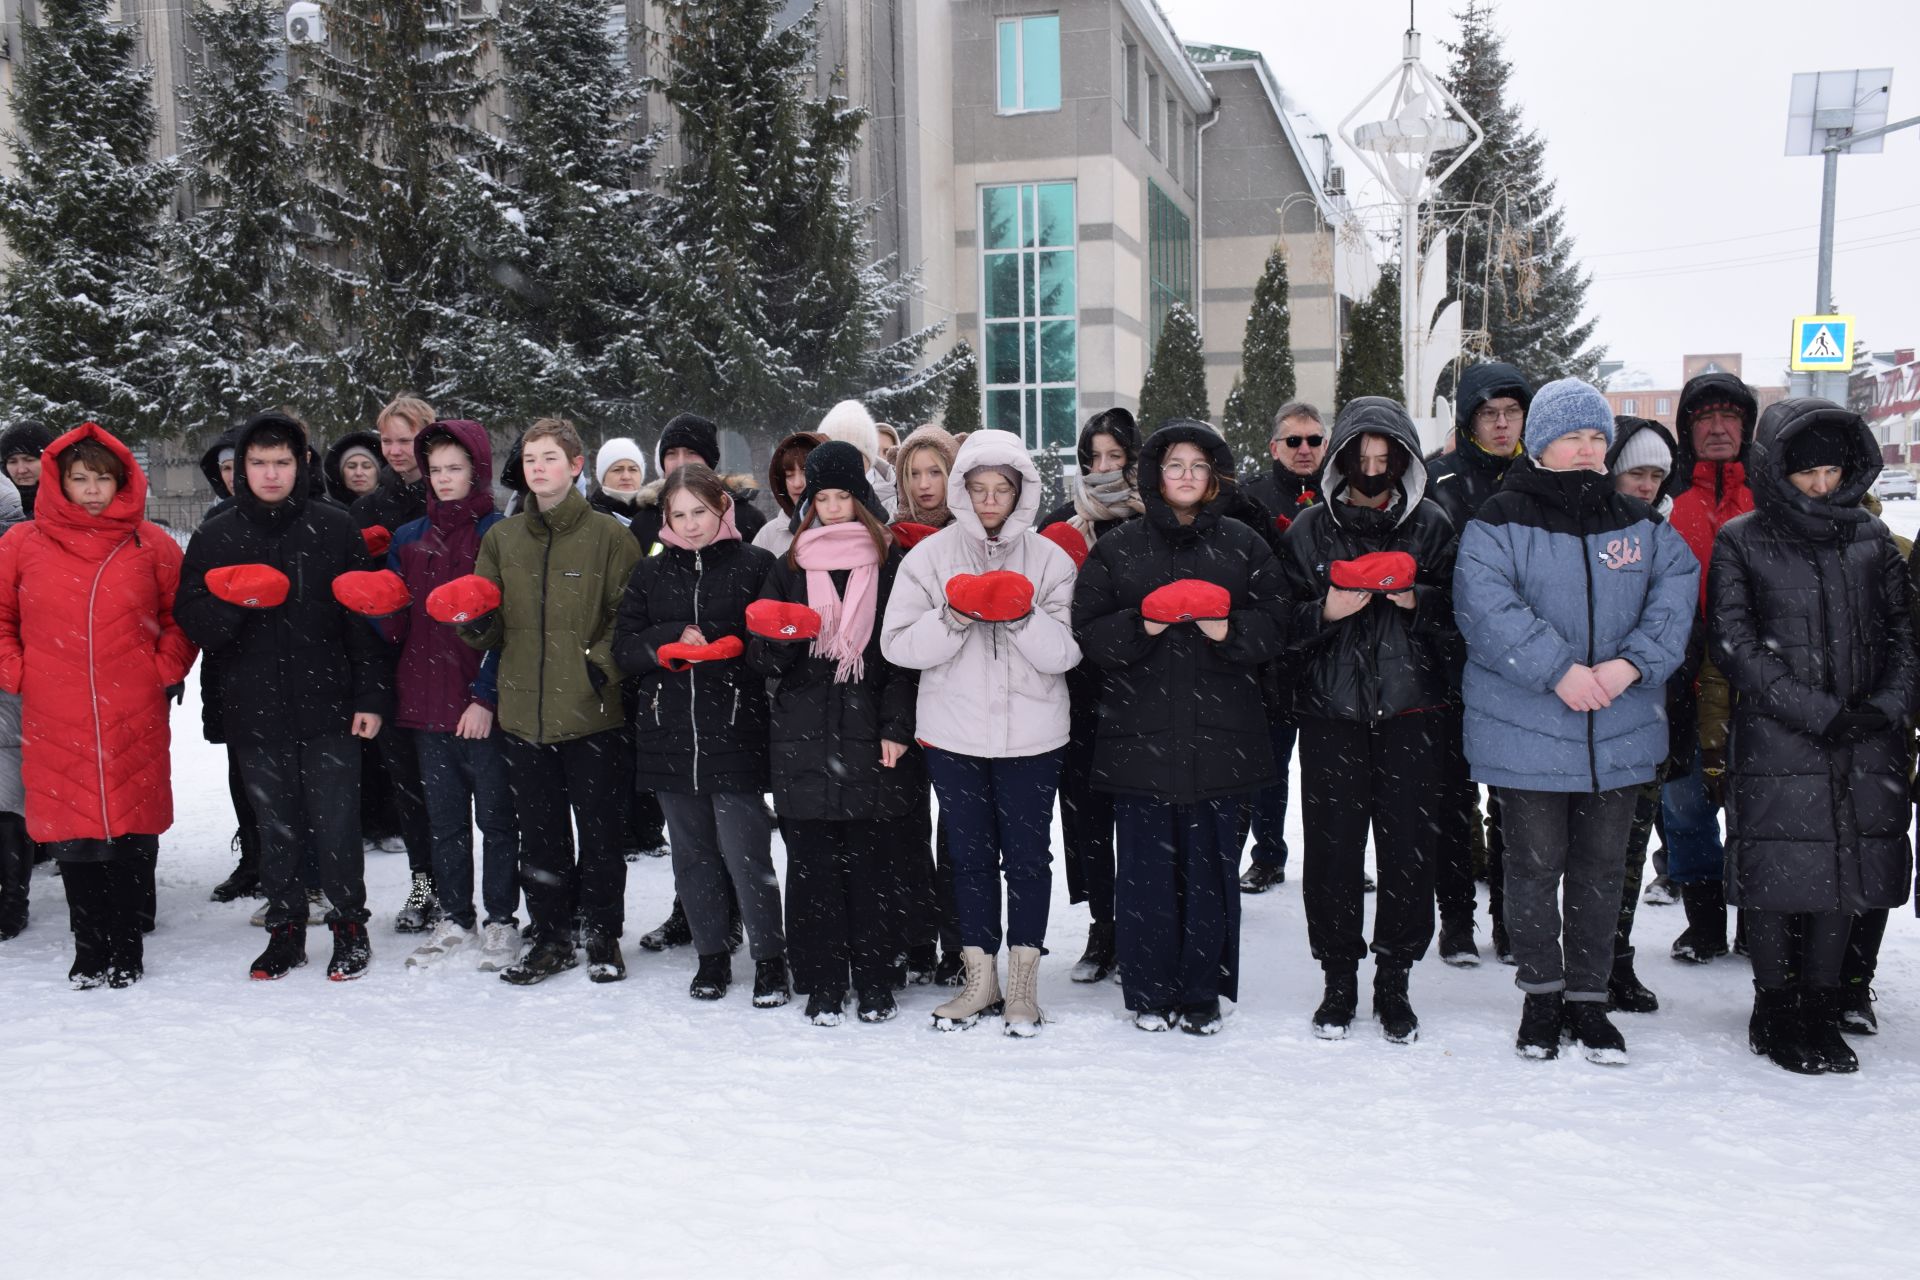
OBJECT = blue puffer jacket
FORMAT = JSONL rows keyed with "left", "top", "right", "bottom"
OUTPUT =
{"left": 1455, "top": 458, "right": 1699, "bottom": 793}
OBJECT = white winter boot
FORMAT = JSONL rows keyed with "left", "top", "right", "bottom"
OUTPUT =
{"left": 931, "top": 945, "right": 1001, "bottom": 1031}
{"left": 1003, "top": 945, "right": 1044, "bottom": 1037}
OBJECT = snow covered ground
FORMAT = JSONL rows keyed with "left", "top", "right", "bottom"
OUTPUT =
{"left": 11, "top": 504, "right": 1920, "bottom": 1276}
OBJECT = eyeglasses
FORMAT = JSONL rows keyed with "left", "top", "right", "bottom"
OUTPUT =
{"left": 965, "top": 484, "right": 1015, "bottom": 502}
{"left": 1282, "top": 435, "right": 1324, "bottom": 449}
{"left": 1475, "top": 406, "right": 1524, "bottom": 425}
{"left": 1162, "top": 462, "right": 1213, "bottom": 479}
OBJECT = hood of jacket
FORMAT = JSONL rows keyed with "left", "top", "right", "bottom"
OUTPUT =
{"left": 1748, "top": 397, "right": 1882, "bottom": 540}
{"left": 413, "top": 419, "right": 496, "bottom": 531}
{"left": 1605, "top": 415, "right": 1683, "bottom": 507}
{"left": 1671, "top": 371, "right": 1759, "bottom": 483}
{"left": 232, "top": 413, "right": 313, "bottom": 528}
{"left": 1453, "top": 362, "right": 1533, "bottom": 440}
{"left": 946, "top": 429, "right": 1043, "bottom": 543}
{"left": 1320, "top": 396, "right": 1428, "bottom": 527}
{"left": 34, "top": 422, "right": 149, "bottom": 555}
{"left": 198, "top": 423, "right": 244, "bottom": 499}
{"left": 324, "top": 430, "right": 384, "bottom": 505}
{"left": 1137, "top": 420, "right": 1239, "bottom": 544}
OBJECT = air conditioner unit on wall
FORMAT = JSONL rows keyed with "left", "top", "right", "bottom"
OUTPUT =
{"left": 1325, "top": 166, "right": 1345, "bottom": 196}
{"left": 286, "top": 2, "right": 325, "bottom": 46}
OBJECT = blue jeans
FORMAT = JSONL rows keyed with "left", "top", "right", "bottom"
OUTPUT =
{"left": 1660, "top": 744, "right": 1723, "bottom": 886}
{"left": 1247, "top": 719, "right": 1298, "bottom": 871}
{"left": 925, "top": 748, "right": 1063, "bottom": 953}
{"left": 414, "top": 730, "right": 520, "bottom": 929}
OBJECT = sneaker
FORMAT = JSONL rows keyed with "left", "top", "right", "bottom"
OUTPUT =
{"left": 1069, "top": 921, "right": 1115, "bottom": 983}
{"left": 476, "top": 921, "right": 522, "bottom": 972}
{"left": 1238, "top": 862, "right": 1286, "bottom": 894}
{"left": 1179, "top": 999, "right": 1224, "bottom": 1036}
{"left": 1838, "top": 984, "right": 1879, "bottom": 1036}
{"left": 306, "top": 887, "right": 329, "bottom": 927}
{"left": 250, "top": 923, "right": 308, "bottom": 980}
{"left": 500, "top": 938, "right": 579, "bottom": 985}
{"left": 327, "top": 920, "right": 372, "bottom": 981}
{"left": 806, "top": 990, "right": 844, "bottom": 1027}
{"left": 904, "top": 944, "right": 938, "bottom": 986}
{"left": 1133, "top": 1009, "right": 1175, "bottom": 1033}
{"left": 1438, "top": 915, "right": 1481, "bottom": 968}
{"left": 1562, "top": 1000, "right": 1628, "bottom": 1065}
{"left": 1373, "top": 966, "right": 1418, "bottom": 1044}
{"left": 1642, "top": 874, "right": 1678, "bottom": 906}
{"left": 689, "top": 951, "right": 731, "bottom": 1000}
{"left": 752, "top": 955, "right": 791, "bottom": 1008}
{"left": 857, "top": 989, "right": 898, "bottom": 1023}
{"left": 1312, "top": 970, "right": 1358, "bottom": 1040}
{"left": 637, "top": 899, "right": 692, "bottom": 952}
{"left": 584, "top": 931, "right": 627, "bottom": 983}
{"left": 1516, "top": 991, "right": 1562, "bottom": 1060}
{"left": 393, "top": 871, "right": 439, "bottom": 934}
{"left": 406, "top": 919, "right": 474, "bottom": 969}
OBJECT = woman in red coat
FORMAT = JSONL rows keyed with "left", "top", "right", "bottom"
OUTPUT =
{"left": 0, "top": 423, "right": 197, "bottom": 987}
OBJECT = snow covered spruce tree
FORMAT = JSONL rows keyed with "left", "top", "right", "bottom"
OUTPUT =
{"left": 0, "top": 0, "right": 186, "bottom": 438}
{"left": 1137, "top": 302, "right": 1209, "bottom": 430}
{"left": 299, "top": 0, "right": 495, "bottom": 427}
{"left": 430, "top": 0, "right": 657, "bottom": 432}
{"left": 1334, "top": 268, "right": 1404, "bottom": 411}
{"left": 1219, "top": 244, "right": 1296, "bottom": 473}
{"left": 1436, "top": 0, "right": 1602, "bottom": 381}
{"left": 645, "top": 0, "right": 943, "bottom": 438}
{"left": 942, "top": 339, "right": 982, "bottom": 434}
{"left": 169, "top": 0, "right": 317, "bottom": 434}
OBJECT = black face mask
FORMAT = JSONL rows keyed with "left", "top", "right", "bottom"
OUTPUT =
{"left": 1346, "top": 470, "right": 1394, "bottom": 498}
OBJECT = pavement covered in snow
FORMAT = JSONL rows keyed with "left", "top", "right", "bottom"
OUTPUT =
{"left": 11, "top": 510, "right": 1920, "bottom": 1277}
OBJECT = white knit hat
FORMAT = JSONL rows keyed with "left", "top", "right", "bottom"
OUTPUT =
{"left": 595, "top": 437, "right": 648, "bottom": 487}
{"left": 816, "top": 399, "right": 881, "bottom": 466}
{"left": 1612, "top": 428, "right": 1672, "bottom": 478}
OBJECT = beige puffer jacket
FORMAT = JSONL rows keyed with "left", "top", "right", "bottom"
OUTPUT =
{"left": 881, "top": 430, "right": 1080, "bottom": 758}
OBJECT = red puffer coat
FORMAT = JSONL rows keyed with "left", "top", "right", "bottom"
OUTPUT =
{"left": 0, "top": 424, "right": 198, "bottom": 841}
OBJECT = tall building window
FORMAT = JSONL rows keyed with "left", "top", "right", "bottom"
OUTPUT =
{"left": 1146, "top": 69, "right": 1162, "bottom": 153}
{"left": 1621, "top": 398, "right": 1637, "bottom": 415}
{"left": 997, "top": 15, "right": 1061, "bottom": 114}
{"left": 1148, "top": 182, "right": 1193, "bottom": 350}
{"left": 1120, "top": 30, "right": 1140, "bottom": 130}
{"left": 981, "top": 182, "right": 1078, "bottom": 452}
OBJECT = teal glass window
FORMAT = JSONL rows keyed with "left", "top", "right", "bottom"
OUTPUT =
{"left": 981, "top": 182, "right": 1077, "bottom": 452}
{"left": 996, "top": 16, "right": 1061, "bottom": 114}
{"left": 1147, "top": 181, "right": 1194, "bottom": 351}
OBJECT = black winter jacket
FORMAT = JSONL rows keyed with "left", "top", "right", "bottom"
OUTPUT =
{"left": 629, "top": 476, "right": 768, "bottom": 553}
{"left": 350, "top": 472, "right": 427, "bottom": 536}
{"left": 613, "top": 537, "right": 774, "bottom": 796}
{"left": 746, "top": 548, "right": 917, "bottom": 821}
{"left": 177, "top": 418, "right": 393, "bottom": 746}
{"left": 1072, "top": 422, "right": 1290, "bottom": 804}
{"left": 1278, "top": 398, "right": 1458, "bottom": 724}
{"left": 323, "top": 431, "right": 385, "bottom": 507}
{"left": 1427, "top": 361, "right": 1531, "bottom": 530}
{"left": 1244, "top": 459, "right": 1323, "bottom": 532}
{"left": 1709, "top": 399, "right": 1917, "bottom": 914}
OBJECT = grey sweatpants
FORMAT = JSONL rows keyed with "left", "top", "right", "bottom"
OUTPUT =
{"left": 1497, "top": 785, "right": 1638, "bottom": 1001}
{"left": 657, "top": 791, "right": 785, "bottom": 961}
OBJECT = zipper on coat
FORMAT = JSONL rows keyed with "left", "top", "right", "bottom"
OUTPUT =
{"left": 691, "top": 548, "right": 703, "bottom": 793}
{"left": 87, "top": 539, "right": 135, "bottom": 835}
{"left": 536, "top": 519, "right": 552, "bottom": 743}
{"left": 1582, "top": 514, "right": 1599, "bottom": 793}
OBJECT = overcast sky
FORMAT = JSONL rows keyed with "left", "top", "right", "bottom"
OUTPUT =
{"left": 1160, "top": 0, "right": 1920, "bottom": 388}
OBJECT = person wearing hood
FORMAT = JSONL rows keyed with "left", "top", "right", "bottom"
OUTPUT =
{"left": 1278, "top": 397, "right": 1459, "bottom": 1044}
{"left": 0, "top": 473, "right": 29, "bottom": 942}
{"left": 589, "top": 438, "right": 649, "bottom": 527}
{"left": 882, "top": 430, "right": 1080, "bottom": 1036}
{"left": 752, "top": 431, "right": 827, "bottom": 558}
{"left": 0, "top": 426, "right": 196, "bottom": 986}
{"left": 753, "top": 443, "right": 919, "bottom": 1026}
{"left": 1454, "top": 381, "right": 1697, "bottom": 1065}
{"left": 1662, "top": 371, "right": 1761, "bottom": 967}
{"left": 628, "top": 413, "right": 769, "bottom": 554}
{"left": 325, "top": 431, "right": 384, "bottom": 508}
{"left": 0, "top": 419, "right": 55, "bottom": 518}
{"left": 1037, "top": 408, "right": 1143, "bottom": 985}
{"left": 1236, "top": 401, "right": 1328, "bottom": 897}
{"left": 177, "top": 411, "right": 393, "bottom": 982}
{"left": 1429, "top": 362, "right": 1533, "bottom": 529}
{"left": 1706, "top": 401, "right": 1916, "bottom": 1073}
{"left": 1072, "top": 421, "right": 1289, "bottom": 1033}
{"left": 817, "top": 399, "right": 899, "bottom": 520}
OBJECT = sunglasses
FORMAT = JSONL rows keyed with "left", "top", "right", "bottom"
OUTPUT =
{"left": 1282, "top": 435, "right": 1325, "bottom": 449}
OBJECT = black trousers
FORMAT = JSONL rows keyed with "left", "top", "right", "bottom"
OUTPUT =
{"left": 501, "top": 729, "right": 629, "bottom": 943}
{"left": 1300, "top": 714, "right": 1440, "bottom": 971}
{"left": 881, "top": 771, "right": 940, "bottom": 958}
{"left": 785, "top": 818, "right": 892, "bottom": 998}
{"left": 0, "top": 810, "right": 30, "bottom": 926}
{"left": 238, "top": 734, "right": 367, "bottom": 928}
{"left": 1844, "top": 909, "right": 1889, "bottom": 987}
{"left": 373, "top": 721, "right": 432, "bottom": 877}
{"left": 61, "top": 849, "right": 150, "bottom": 976}
{"left": 1748, "top": 908, "right": 1851, "bottom": 989}
{"left": 1114, "top": 793, "right": 1241, "bottom": 1011}
{"left": 1434, "top": 706, "right": 1478, "bottom": 924}
{"left": 1615, "top": 771, "right": 1667, "bottom": 959}
{"left": 1060, "top": 706, "right": 1116, "bottom": 925}
{"left": 225, "top": 745, "right": 261, "bottom": 873}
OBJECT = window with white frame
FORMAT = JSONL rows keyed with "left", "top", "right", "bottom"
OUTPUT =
{"left": 1621, "top": 398, "right": 1637, "bottom": 415}
{"left": 981, "top": 182, "right": 1079, "bottom": 452}
{"left": 996, "top": 15, "right": 1062, "bottom": 114}
{"left": 1657, "top": 397, "right": 1672, "bottom": 415}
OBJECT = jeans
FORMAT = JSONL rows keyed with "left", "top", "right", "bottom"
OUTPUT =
{"left": 501, "top": 729, "right": 629, "bottom": 942}
{"left": 658, "top": 790, "right": 784, "bottom": 961}
{"left": 1433, "top": 706, "right": 1478, "bottom": 922}
{"left": 925, "top": 748, "right": 1063, "bottom": 953}
{"left": 1660, "top": 745, "right": 1723, "bottom": 885}
{"left": 1615, "top": 770, "right": 1667, "bottom": 959}
{"left": 1114, "top": 793, "right": 1242, "bottom": 1012}
{"left": 414, "top": 729, "right": 520, "bottom": 929}
{"left": 238, "top": 734, "right": 367, "bottom": 928}
{"left": 1245, "top": 719, "right": 1298, "bottom": 872}
{"left": 1498, "top": 785, "right": 1638, "bottom": 1000}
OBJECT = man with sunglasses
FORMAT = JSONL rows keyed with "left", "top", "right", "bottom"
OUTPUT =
{"left": 1238, "top": 403, "right": 1328, "bottom": 894}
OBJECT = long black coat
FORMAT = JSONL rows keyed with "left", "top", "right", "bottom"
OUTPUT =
{"left": 176, "top": 419, "right": 393, "bottom": 746}
{"left": 1709, "top": 398, "right": 1918, "bottom": 913}
{"left": 746, "top": 548, "right": 917, "bottom": 821}
{"left": 612, "top": 536, "right": 774, "bottom": 796}
{"left": 1072, "top": 423, "right": 1289, "bottom": 805}
{"left": 1278, "top": 401, "right": 1458, "bottom": 724}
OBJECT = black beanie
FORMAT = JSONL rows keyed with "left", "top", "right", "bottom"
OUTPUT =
{"left": 1782, "top": 424, "right": 1850, "bottom": 475}
{"left": 793, "top": 440, "right": 885, "bottom": 529}
{"left": 1077, "top": 407, "right": 1139, "bottom": 471}
{"left": 0, "top": 419, "right": 55, "bottom": 466}
{"left": 657, "top": 412, "right": 720, "bottom": 469}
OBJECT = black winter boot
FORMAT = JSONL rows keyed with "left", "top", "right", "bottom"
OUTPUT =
{"left": 904, "top": 944, "right": 938, "bottom": 986}
{"left": 1516, "top": 992, "right": 1563, "bottom": 1059}
{"left": 583, "top": 930, "right": 627, "bottom": 983}
{"left": 326, "top": 920, "right": 372, "bottom": 981}
{"left": 1671, "top": 881, "right": 1729, "bottom": 963}
{"left": 933, "top": 948, "right": 966, "bottom": 987}
{"left": 638, "top": 898, "right": 692, "bottom": 952}
{"left": 1238, "top": 862, "right": 1285, "bottom": 894}
{"left": 1070, "top": 920, "right": 1116, "bottom": 983}
{"left": 1838, "top": 983, "right": 1878, "bottom": 1035}
{"left": 1312, "top": 969, "right": 1359, "bottom": 1040}
{"left": 209, "top": 831, "right": 259, "bottom": 903}
{"left": 1491, "top": 919, "right": 1515, "bottom": 965}
{"left": 857, "top": 987, "right": 898, "bottom": 1023}
{"left": 1748, "top": 985, "right": 1821, "bottom": 1074}
{"left": 250, "top": 923, "right": 308, "bottom": 980}
{"left": 689, "top": 952, "right": 731, "bottom": 1000}
{"left": 1803, "top": 989, "right": 1859, "bottom": 1074}
{"left": 753, "top": 955, "right": 791, "bottom": 1007}
{"left": 393, "top": 871, "right": 439, "bottom": 934}
{"left": 1607, "top": 947, "right": 1660, "bottom": 1014}
{"left": 1372, "top": 966, "right": 1418, "bottom": 1044}
{"left": 726, "top": 894, "right": 745, "bottom": 954}
{"left": 1562, "top": 1000, "right": 1628, "bottom": 1065}
{"left": 500, "top": 938, "right": 579, "bottom": 985}
{"left": 1438, "top": 914, "right": 1480, "bottom": 967}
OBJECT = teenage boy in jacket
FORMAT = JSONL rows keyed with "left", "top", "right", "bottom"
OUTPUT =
{"left": 458, "top": 418, "right": 642, "bottom": 985}
{"left": 177, "top": 412, "right": 393, "bottom": 981}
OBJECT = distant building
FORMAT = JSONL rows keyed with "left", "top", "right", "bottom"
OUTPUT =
{"left": 1601, "top": 353, "right": 1788, "bottom": 435}
{"left": 1857, "top": 349, "right": 1920, "bottom": 468}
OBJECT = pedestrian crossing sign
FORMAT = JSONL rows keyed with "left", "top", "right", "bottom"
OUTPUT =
{"left": 1790, "top": 314, "right": 1854, "bottom": 371}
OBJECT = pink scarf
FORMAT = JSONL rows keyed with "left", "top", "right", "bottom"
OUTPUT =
{"left": 792, "top": 522, "right": 883, "bottom": 683}
{"left": 658, "top": 494, "right": 742, "bottom": 551}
